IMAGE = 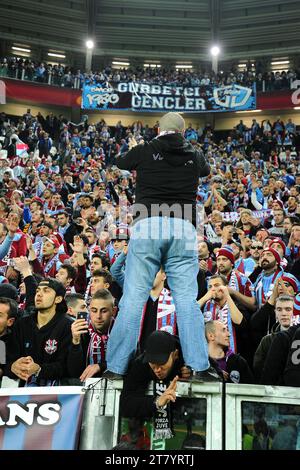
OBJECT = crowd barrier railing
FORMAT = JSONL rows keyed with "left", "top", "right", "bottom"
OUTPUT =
{"left": 1, "top": 376, "right": 300, "bottom": 450}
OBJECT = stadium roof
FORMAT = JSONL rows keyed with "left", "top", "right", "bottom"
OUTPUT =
{"left": 1, "top": 0, "right": 300, "bottom": 63}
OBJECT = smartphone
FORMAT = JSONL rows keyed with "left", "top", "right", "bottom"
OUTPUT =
{"left": 77, "top": 311, "right": 88, "bottom": 321}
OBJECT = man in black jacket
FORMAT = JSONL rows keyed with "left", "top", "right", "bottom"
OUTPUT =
{"left": 105, "top": 112, "right": 214, "bottom": 381}
{"left": 205, "top": 321, "right": 254, "bottom": 384}
{"left": 120, "top": 330, "right": 191, "bottom": 420}
{"left": 0, "top": 297, "right": 18, "bottom": 382}
{"left": 5, "top": 278, "right": 72, "bottom": 386}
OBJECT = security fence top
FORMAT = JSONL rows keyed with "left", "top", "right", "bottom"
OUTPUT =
{"left": 84, "top": 377, "right": 223, "bottom": 396}
{"left": 226, "top": 383, "right": 300, "bottom": 399}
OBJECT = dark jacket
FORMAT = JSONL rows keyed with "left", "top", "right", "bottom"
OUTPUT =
{"left": 260, "top": 325, "right": 299, "bottom": 385}
{"left": 67, "top": 330, "right": 108, "bottom": 379}
{"left": 116, "top": 134, "right": 210, "bottom": 226}
{"left": 214, "top": 350, "right": 254, "bottom": 384}
{"left": 5, "top": 311, "right": 72, "bottom": 383}
{"left": 250, "top": 301, "right": 276, "bottom": 349}
{"left": 253, "top": 322, "right": 281, "bottom": 381}
{"left": 121, "top": 340, "right": 184, "bottom": 419}
{"left": 284, "top": 327, "right": 300, "bottom": 387}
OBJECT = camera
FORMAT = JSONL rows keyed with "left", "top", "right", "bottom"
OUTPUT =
{"left": 7, "top": 259, "right": 15, "bottom": 268}
{"left": 77, "top": 311, "right": 88, "bottom": 321}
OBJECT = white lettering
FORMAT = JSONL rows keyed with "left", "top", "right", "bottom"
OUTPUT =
{"left": 184, "top": 87, "right": 194, "bottom": 97}
{"left": 195, "top": 98, "right": 206, "bottom": 110}
{"left": 150, "top": 85, "right": 161, "bottom": 95}
{"left": 140, "top": 84, "right": 150, "bottom": 94}
{"left": 37, "top": 403, "right": 61, "bottom": 425}
{"left": 6, "top": 403, "right": 38, "bottom": 426}
{"left": 162, "top": 86, "right": 172, "bottom": 95}
{"left": 118, "top": 83, "right": 128, "bottom": 92}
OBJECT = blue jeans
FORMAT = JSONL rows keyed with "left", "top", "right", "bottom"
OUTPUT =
{"left": 106, "top": 216, "right": 209, "bottom": 374}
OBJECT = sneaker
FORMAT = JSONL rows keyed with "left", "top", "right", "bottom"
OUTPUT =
{"left": 102, "top": 369, "right": 124, "bottom": 380}
{"left": 190, "top": 367, "right": 221, "bottom": 382}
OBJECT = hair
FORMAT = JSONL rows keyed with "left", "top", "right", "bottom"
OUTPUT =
{"left": 275, "top": 295, "right": 294, "bottom": 306}
{"left": 40, "top": 221, "right": 53, "bottom": 230}
{"left": 91, "top": 288, "right": 114, "bottom": 307}
{"left": 92, "top": 269, "right": 113, "bottom": 286}
{"left": 92, "top": 253, "right": 111, "bottom": 269}
{"left": 57, "top": 211, "right": 69, "bottom": 218}
{"left": 0, "top": 297, "right": 18, "bottom": 319}
{"left": 31, "top": 200, "right": 44, "bottom": 209}
{"left": 205, "top": 320, "right": 216, "bottom": 338}
{"left": 65, "top": 293, "right": 85, "bottom": 308}
{"left": 208, "top": 273, "right": 229, "bottom": 286}
{"left": 59, "top": 264, "right": 77, "bottom": 281}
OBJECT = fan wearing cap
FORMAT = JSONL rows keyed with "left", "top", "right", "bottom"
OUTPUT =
{"left": 30, "top": 235, "right": 69, "bottom": 278}
{"left": 216, "top": 245, "right": 256, "bottom": 312}
{"left": 269, "top": 238, "right": 288, "bottom": 269}
{"left": 5, "top": 278, "right": 72, "bottom": 386}
{"left": 109, "top": 228, "right": 130, "bottom": 265}
{"left": 253, "top": 248, "right": 283, "bottom": 308}
{"left": 104, "top": 112, "right": 212, "bottom": 381}
{"left": 120, "top": 330, "right": 191, "bottom": 421}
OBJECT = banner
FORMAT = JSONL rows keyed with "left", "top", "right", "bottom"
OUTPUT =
{"left": 0, "top": 386, "right": 84, "bottom": 450}
{"left": 81, "top": 81, "right": 256, "bottom": 113}
{"left": 222, "top": 209, "right": 272, "bottom": 222}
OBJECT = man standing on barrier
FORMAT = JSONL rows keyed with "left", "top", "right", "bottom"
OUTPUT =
{"left": 104, "top": 112, "right": 218, "bottom": 382}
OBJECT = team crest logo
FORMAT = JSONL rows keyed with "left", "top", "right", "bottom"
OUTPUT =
{"left": 44, "top": 339, "right": 58, "bottom": 355}
{"left": 213, "top": 84, "right": 253, "bottom": 109}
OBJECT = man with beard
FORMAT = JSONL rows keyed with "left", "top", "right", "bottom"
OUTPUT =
{"left": 5, "top": 278, "right": 72, "bottom": 386}
{"left": 67, "top": 289, "right": 116, "bottom": 381}
{"left": 215, "top": 245, "right": 256, "bottom": 311}
{"left": 253, "top": 248, "right": 283, "bottom": 307}
{"left": 232, "top": 183, "right": 249, "bottom": 211}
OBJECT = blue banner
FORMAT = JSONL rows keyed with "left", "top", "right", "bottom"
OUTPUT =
{"left": 0, "top": 387, "right": 84, "bottom": 450}
{"left": 81, "top": 81, "right": 256, "bottom": 113}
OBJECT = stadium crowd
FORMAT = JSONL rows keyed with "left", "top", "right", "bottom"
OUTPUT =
{"left": 0, "top": 107, "right": 300, "bottom": 450}
{"left": 0, "top": 56, "right": 298, "bottom": 92}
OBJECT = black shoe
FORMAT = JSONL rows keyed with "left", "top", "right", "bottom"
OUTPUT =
{"left": 190, "top": 367, "right": 221, "bottom": 382}
{"left": 102, "top": 369, "right": 124, "bottom": 380}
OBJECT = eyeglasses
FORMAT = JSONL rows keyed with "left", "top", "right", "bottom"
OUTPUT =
{"left": 251, "top": 245, "right": 263, "bottom": 249}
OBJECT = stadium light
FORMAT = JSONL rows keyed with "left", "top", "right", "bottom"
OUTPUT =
{"left": 86, "top": 40, "right": 94, "bottom": 50}
{"left": 210, "top": 45, "right": 220, "bottom": 57}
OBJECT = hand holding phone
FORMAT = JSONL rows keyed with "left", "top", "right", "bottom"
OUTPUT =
{"left": 71, "top": 312, "right": 89, "bottom": 345}
{"left": 77, "top": 311, "right": 88, "bottom": 321}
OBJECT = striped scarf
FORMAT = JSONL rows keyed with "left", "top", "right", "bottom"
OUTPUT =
{"left": 87, "top": 321, "right": 108, "bottom": 366}
{"left": 156, "top": 288, "right": 176, "bottom": 335}
{"left": 84, "top": 278, "right": 92, "bottom": 304}
{"left": 43, "top": 254, "right": 60, "bottom": 275}
{"left": 203, "top": 299, "right": 236, "bottom": 352}
{"left": 228, "top": 270, "right": 243, "bottom": 294}
{"left": 255, "top": 269, "right": 282, "bottom": 306}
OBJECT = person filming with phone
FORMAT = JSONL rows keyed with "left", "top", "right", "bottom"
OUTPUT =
{"left": 67, "top": 289, "right": 116, "bottom": 382}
